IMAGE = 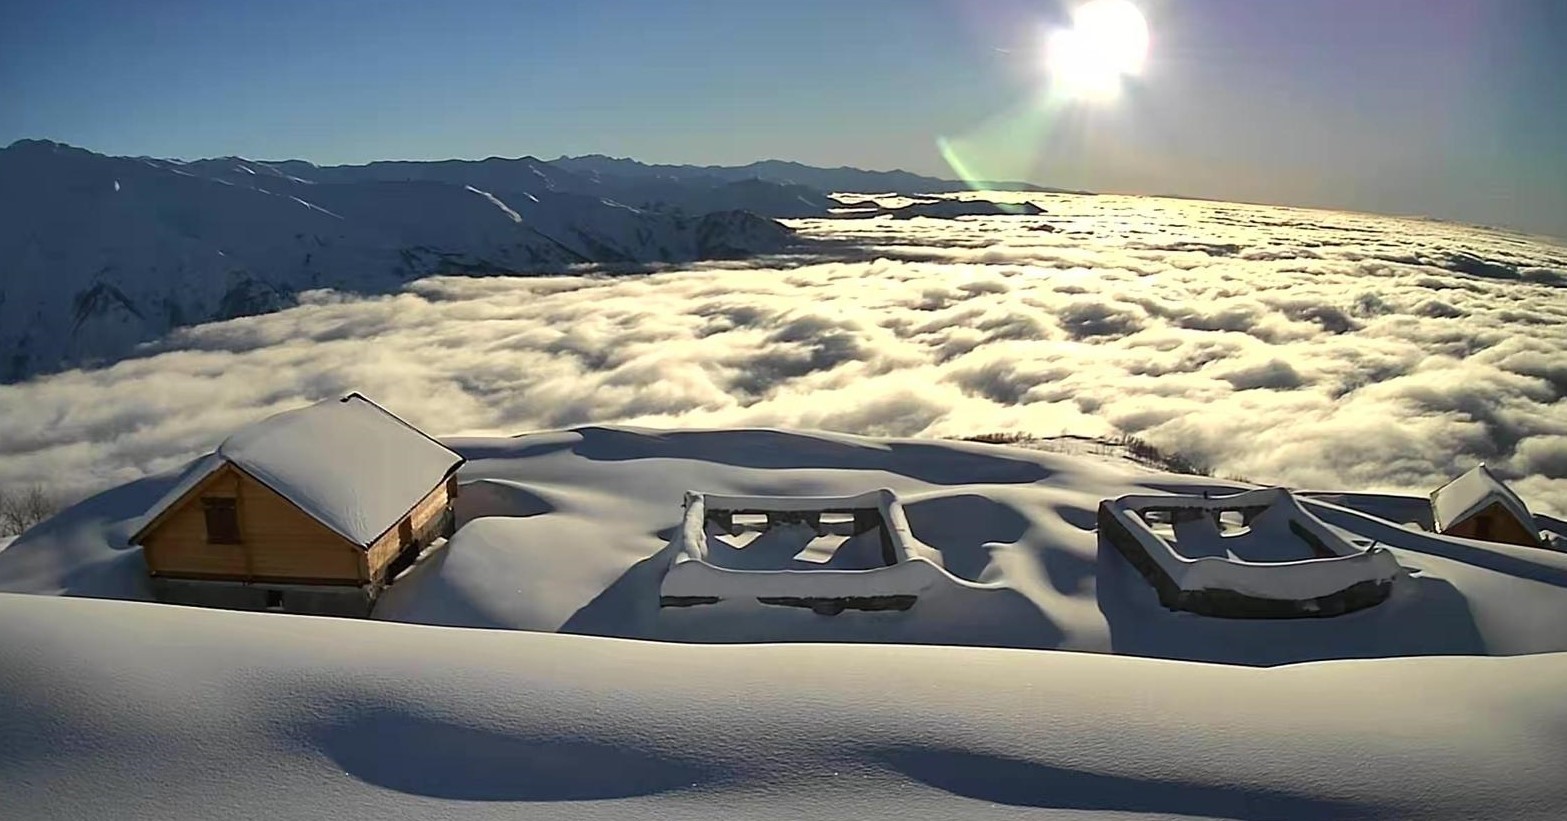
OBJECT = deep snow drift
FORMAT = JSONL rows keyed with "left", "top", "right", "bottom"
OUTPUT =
{"left": 3, "top": 592, "right": 1567, "bottom": 820}
{"left": 5, "top": 426, "right": 1566, "bottom": 666}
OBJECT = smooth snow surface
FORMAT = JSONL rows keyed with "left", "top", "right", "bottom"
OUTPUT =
{"left": 136, "top": 394, "right": 462, "bottom": 546}
{"left": 9, "top": 426, "right": 1567, "bottom": 666}
{"left": 1431, "top": 464, "right": 1539, "bottom": 538}
{"left": 3, "top": 593, "right": 1567, "bottom": 820}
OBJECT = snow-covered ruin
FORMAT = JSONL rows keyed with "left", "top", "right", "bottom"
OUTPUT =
{"left": 660, "top": 489, "right": 953, "bottom": 614}
{"left": 1098, "top": 488, "right": 1405, "bottom": 618}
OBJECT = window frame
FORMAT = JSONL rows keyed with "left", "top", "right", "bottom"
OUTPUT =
{"left": 201, "top": 496, "right": 242, "bottom": 545}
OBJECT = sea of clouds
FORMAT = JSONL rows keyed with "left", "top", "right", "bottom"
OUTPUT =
{"left": 2, "top": 192, "right": 1565, "bottom": 515}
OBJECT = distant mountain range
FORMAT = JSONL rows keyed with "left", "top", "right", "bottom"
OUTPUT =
{"left": 549, "top": 154, "right": 1070, "bottom": 196}
{"left": 0, "top": 139, "right": 1060, "bottom": 381}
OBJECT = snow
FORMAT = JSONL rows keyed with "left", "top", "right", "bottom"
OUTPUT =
{"left": 1431, "top": 464, "right": 1539, "bottom": 538}
{"left": 136, "top": 394, "right": 463, "bottom": 547}
{"left": 9, "top": 425, "right": 1565, "bottom": 665}
{"left": 464, "top": 184, "right": 523, "bottom": 223}
{"left": 5, "top": 421, "right": 1567, "bottom": 813}
{"left": 0, "top": 141, "right": 808, "bottom": 381}
{"left": 1102, "top": 488, "right": 1405, "bottom": 601}
{"left": 662, "top": 489, "right": 950, "bottom": 603}
{"left": 661, "top": 489, "right": 948, "bottom": 601}
{"left": 2, "top": 591, "right": 1567, "bottom": 819}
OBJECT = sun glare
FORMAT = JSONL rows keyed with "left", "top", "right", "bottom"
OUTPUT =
{"left": 1044, "top": 0, "right": 1149, "bottom": 101}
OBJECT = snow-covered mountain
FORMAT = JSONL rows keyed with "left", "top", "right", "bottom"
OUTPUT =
{"left": 551, "top": 153, "right": 1078, "bottom": 195}
{"left": 265, "top": 154, "right": 839, "bottom": 219}
{"left": 0, "top": 140, "right": 801, "bottom": 381}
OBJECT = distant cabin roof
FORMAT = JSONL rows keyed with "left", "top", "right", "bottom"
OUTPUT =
{"left": 135, "top": 394, "right": 463, "bottom": 547}
{"left": 1430, "top": 465, "right": 1537, "bottom": 537}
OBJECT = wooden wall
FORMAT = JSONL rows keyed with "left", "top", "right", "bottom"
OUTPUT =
{"left": 1443, "top": 502, "right": 1540, "bottom": 548}
{"left": 141, "top": 467, "right": 253, "bottom": 579}
{"left": 141, "top": 464, "right": 458, "bottom": 586}
{"left": 141, "top": 463, "right": 364, "bottom": 584}
{"left": 363, "top": 476, "right": 454, "bottom": 582}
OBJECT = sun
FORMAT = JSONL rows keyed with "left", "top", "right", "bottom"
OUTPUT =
{"left": 1044, "top": 0, "right": 1150, "bottom": 102}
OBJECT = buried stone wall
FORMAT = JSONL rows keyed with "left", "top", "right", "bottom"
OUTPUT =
{"left": 150, "top": 576, "right": 377, "bottom": 617}
{"left": 1097, "top": 489, "right": 1403, "bottom": 619}
{"left": 659, "top": 489, "right": 951, "bottom": 614}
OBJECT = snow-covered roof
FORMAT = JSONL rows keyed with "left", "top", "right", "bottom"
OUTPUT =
{"left": 134, "top": 394, "right": 463, "bottom": 548}
{"left": 1430, "top": 465, "right": 1536, "bottom": 536}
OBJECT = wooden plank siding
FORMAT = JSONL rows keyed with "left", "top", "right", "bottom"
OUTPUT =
{"left": 142, "top": 463, "right": 363, "bottom": 585}
{"left": 1444, "top": 501, "right": 1541, "bottom": 548}
{"left": 363, "top": 476, "right": 454, "bottom": 582}
{"left": 140, "top": 465, "right": 253, "bottom": 580}
{"left": 140, "top": 462, "right": 458, "bottom": 586}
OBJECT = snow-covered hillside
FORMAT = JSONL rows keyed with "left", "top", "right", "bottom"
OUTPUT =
{"left": 5, "top": 427, "right": 1565, "bottom": 667}
{"left": 270, "top": 154, "right": 840, "bottom": 219}
{"left": 3, "top": 591, "right": 1566, "bottom": 820}
{"left": 0, "top": 140, "right": 802, "bottom": 380}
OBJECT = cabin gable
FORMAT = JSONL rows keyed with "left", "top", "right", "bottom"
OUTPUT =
{"left": 140, "top": 463, "right": 251, "bottom": 580}
{"left": 140, "top": 462, "right": 366, "bottom": 585}
{"left": 1443, "top": 501, "right": 1542, "bottom": 549}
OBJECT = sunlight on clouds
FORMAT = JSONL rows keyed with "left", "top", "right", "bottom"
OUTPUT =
{"left": 0, "top": 193, "right": 1564, "bottom": 517}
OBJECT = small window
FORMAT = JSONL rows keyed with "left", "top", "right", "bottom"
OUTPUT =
{"left": 202, "top": 497, "right": 240, "bottom": 544}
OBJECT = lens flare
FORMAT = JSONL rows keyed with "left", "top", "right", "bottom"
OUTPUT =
{"left": 938, "top": 0, "right": 1151, "bottom": 191}
{"left": 1044, "top": 0, "right": 1149, "bottom": 102}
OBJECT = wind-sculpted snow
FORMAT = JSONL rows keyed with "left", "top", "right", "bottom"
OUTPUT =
{"left": 6, "top": 593, "right": 1567, "bottom": 819}
{"left": 1, "top": 191, "right": 1565, "bottom": 516}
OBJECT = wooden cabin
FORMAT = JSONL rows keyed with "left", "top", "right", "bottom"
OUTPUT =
{"left": 131, "top": 393, "right": 464, "bottom": 616}
{"left": 1430, "top": 465, "right": 1545, "bottom": 549}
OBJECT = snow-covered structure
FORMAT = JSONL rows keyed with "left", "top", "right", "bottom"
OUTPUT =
{"left": 660, "top": 489, "right": 950, "bottom": 615}
{"left": 1430, "top": 465, "right": 1546, "bottom": 549}
{"left": 131, "top": 393, "right": 463, "bottom": 616}
{"left": 1098, "top": 488, "right": 1404, "bottom": 618}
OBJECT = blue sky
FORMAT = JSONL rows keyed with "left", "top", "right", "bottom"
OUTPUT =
{"left": 3, "top": 0, "right": 1564, "bottom": 236}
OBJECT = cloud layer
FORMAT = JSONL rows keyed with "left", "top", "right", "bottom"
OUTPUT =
{"left": 2, "top": 193, "right": 1565, "bottom": 515}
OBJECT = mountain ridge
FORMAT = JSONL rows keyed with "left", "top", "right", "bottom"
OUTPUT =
{"left": 0, "top": 140, "right": 810, "bottom": 382}
{"left": 549, "top": 152, "right": 1079, "bottom": 194}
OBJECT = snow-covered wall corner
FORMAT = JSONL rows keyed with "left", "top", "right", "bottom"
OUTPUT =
{"left": 671, "top": 490, "right": 710, "bottom": 565}
{"left": 1099, "top": 488, "right": 1404, "bottom": 618}
{"left": 661, "top": 488, "right": 950, "bottom": 607}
